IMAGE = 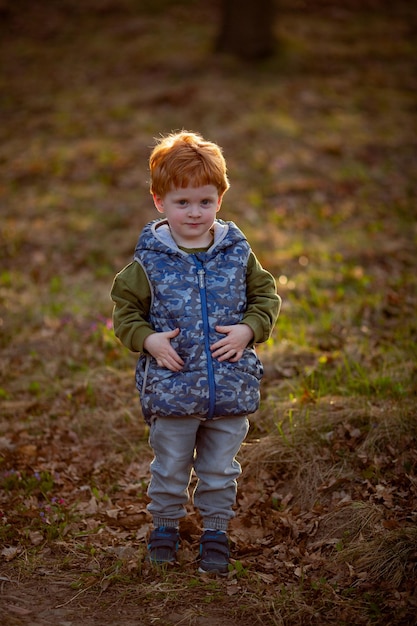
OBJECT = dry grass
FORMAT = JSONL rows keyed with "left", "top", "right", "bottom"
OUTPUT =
{"left": 340, "top": 526, "right": 417, "bottom": 587}
{"left": 359, "top": 401, "right": 417, "bottom": 456}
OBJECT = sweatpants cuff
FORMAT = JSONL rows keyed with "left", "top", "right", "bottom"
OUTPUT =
{"left": 203, "top": 517, "right": 229, "bottom": 532}
{"left": 152, "top": 517, "right": 180, "bottom": 529}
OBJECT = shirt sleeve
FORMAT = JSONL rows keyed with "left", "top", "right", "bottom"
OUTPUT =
{"left": 110, "top": 261, "right": 155, "bottom": 353}
{"left": 241, "top": 252, "right": 281, "bottom": 344}
{"left": 111, "top": 252, "right": 281, "bottom": 352}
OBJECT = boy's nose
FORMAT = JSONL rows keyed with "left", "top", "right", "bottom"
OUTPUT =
{"left": 188, "top": 204, "right": 201, "bottom": 216}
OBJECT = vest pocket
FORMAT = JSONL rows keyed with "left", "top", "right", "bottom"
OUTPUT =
{"left": 135, "top": 354, "right": 150, "bottom": 397}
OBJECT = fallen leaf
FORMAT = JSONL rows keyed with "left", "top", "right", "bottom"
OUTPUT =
{"left": 29, "top": 530, "right": 44, "bottom": 545}
{"left": 5, "top": 604, "right": 32, "bottom": 616}
{"left": 1, "top": 546, "right": 21, "bottom": 561}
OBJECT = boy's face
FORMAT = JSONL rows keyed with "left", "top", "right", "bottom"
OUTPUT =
{"left": 153, "top": 185, "right": 222, "bottom": 248}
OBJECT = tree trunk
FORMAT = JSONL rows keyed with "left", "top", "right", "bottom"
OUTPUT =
{"left": 216, "top": 0, "right": 276, "bottom": 61}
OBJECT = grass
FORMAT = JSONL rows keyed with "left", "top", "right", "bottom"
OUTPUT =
{"left": 340, "top": 526, "right": 417, "bottom": 587}
{"left": 1, "top": 0, "right": 416, "bottom": 624}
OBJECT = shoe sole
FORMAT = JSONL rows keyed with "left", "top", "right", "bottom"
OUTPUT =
{"left": 198, "top": 565, "right": 229, "bottom": 576}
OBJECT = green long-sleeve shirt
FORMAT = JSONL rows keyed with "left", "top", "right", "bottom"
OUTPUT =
{"left": 111, "top": 246, "right": 281, "bottom": 354}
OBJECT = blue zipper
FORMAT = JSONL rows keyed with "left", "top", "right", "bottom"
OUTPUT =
{"left": 192, "top": 255, "right": 216, "bottom": 419}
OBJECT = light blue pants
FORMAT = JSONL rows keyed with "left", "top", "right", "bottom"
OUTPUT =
{"left": 147, "top": 416, "right": 249, "bottom": 532}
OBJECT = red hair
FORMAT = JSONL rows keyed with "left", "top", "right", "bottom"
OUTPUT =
{"left": 149, "top": 131, "right": 230, "bottom": 197}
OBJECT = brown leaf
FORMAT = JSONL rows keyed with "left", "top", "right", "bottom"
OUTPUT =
{"left": 1, "top": 546, "right": 21, "bottom": 561}
{"left": 29, "top": 531, "right": 44, "bottom": 546}
{"left": 5, "top": 604, "right": 32, "bottom": 616}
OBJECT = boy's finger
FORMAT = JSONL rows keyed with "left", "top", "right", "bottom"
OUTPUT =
{"left": 215, "top": 325, "right": 230, "bottom": 334}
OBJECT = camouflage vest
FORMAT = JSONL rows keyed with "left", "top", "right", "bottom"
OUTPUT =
{"left": 134, "top": 219, "right": 263, "bottom": 423}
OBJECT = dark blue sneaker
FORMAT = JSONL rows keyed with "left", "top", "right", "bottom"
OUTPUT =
{"left": 198, "top": 530, "right": 230, "bottom": 575}
{"left": 147, "top": 527, "right": 180, "bottom": 564}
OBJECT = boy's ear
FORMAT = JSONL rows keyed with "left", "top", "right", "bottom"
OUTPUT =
{"left": 216, "top": 193, "right": 224, "bottom": 212}
{"left": 153, "top": 194, "right": 164, "bottom": 213}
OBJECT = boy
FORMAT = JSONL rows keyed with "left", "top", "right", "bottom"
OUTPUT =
{"left": 111, "top": 131, "right": 281, "bottom": 574}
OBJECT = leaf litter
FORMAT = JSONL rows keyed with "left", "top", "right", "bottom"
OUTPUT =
{"left": 1, "top": 0, "right": 416, "bottom": 624}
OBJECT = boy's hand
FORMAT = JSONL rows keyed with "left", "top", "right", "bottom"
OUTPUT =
{"left": 210, "top": 324, "right": 254, "bottom": 362}
{"left": 143, "top": 328, "right": 184, "bottom": 371}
